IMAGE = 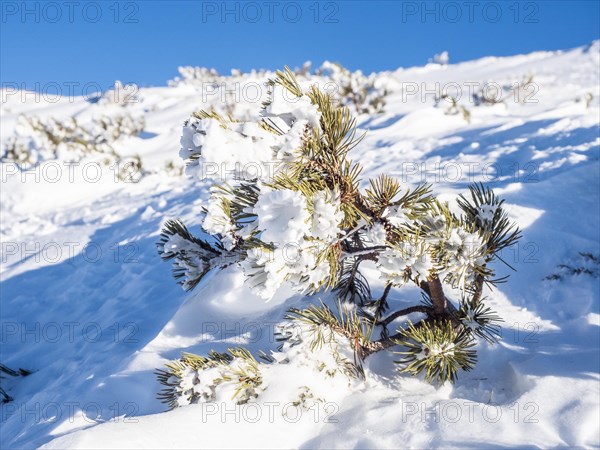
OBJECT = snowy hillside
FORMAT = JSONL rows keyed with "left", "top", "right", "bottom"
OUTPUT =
{"left": 1, "top": 42, "right": 599, "bottom": 449}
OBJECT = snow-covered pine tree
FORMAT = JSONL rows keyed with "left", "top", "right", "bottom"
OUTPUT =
{"left": 156, "top": 67, "right": 520, "bottom": 407}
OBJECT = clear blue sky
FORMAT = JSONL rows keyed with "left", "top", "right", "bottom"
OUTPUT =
{"left": 1, "top": 1, "right": 599, "bottom": 94}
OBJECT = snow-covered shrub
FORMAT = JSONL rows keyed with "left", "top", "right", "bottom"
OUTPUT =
{"left": 509, "top": 74, "right": 536, "bottom": 104}
{"left": 435, "top": 94, "right": 471, "bottom": 122}
{"left": 430, "top": 51, "right": 449, "bottom": 65}
{"left": 116, "top": 154, "right": 147, "bottom": 182}
{"left": 97, "top": 80, "right": 140, "bottom": 106}
{"left": 162, "top": 159, "right": 185, "bottom": 177}
{"left": 316, "top": 61, "right": 388, "bottom": 114}
{"left": 472, "top": 83, "right": 506, "bottom": 107}
{"left": 575, "top": 92, "right": 594, "bottom": 109}
{"left": 1, "top": 113, "right": 145, "bottom": 175}
{"left": 169, "top": 62, "right": 390, "bottom": 117}
{"left": 168, "top": 66, "right": 271, "bottom": 120}
{"left": 472, "top": 75, "right": 536, "bottom": 107}
{"left": 157, "top": 67, "right": 521, "bottom": 405}
{"left": 168, "top": 66, "right": 223, "bottom": 87}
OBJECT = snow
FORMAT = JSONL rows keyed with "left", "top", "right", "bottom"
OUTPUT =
{"left": 1, "top": 42, "right": 599, "bottom": 449}
{"left": 253, "top": 187, "right": 310, "bottom": 246}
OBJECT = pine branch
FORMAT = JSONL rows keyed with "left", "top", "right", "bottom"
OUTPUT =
{"left": 334, "top": 256, "right": 372, "bottom": 305}
{"left": 393, "top": 320, "right": 477, "bottom": 384}
{"left": 378, "top": 305, "right": 433, "bottom": 328}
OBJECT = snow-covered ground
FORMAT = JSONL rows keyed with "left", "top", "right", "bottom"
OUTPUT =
{"left": 1, "top": 42, "right": 599, "bottom": 449}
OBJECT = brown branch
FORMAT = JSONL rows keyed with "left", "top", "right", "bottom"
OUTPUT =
{"left": 361, "top": 295, "right": 461, "bottom": 358}
{"left": 348, "top": 301, "right": 460, "bottom": 359}
{"left": 427, "top": 275, "right": 447, "bottom": 316}
{"left": 342, "top": 245, "right": 387, "bottom": 256}
{"left": 360, "top": 321, "right": 425, "bottom": 357}
{"left": 340, "top": 245, "right": 387, "bottom": 263}
{"left": 338, "top": 269, "right": 482, "bottom": 362}
{"left": 378, "top": 305, "right": 432, "bottom": 327}
{"left": 472, "top": 274, "right": 485, "bottom": 305}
